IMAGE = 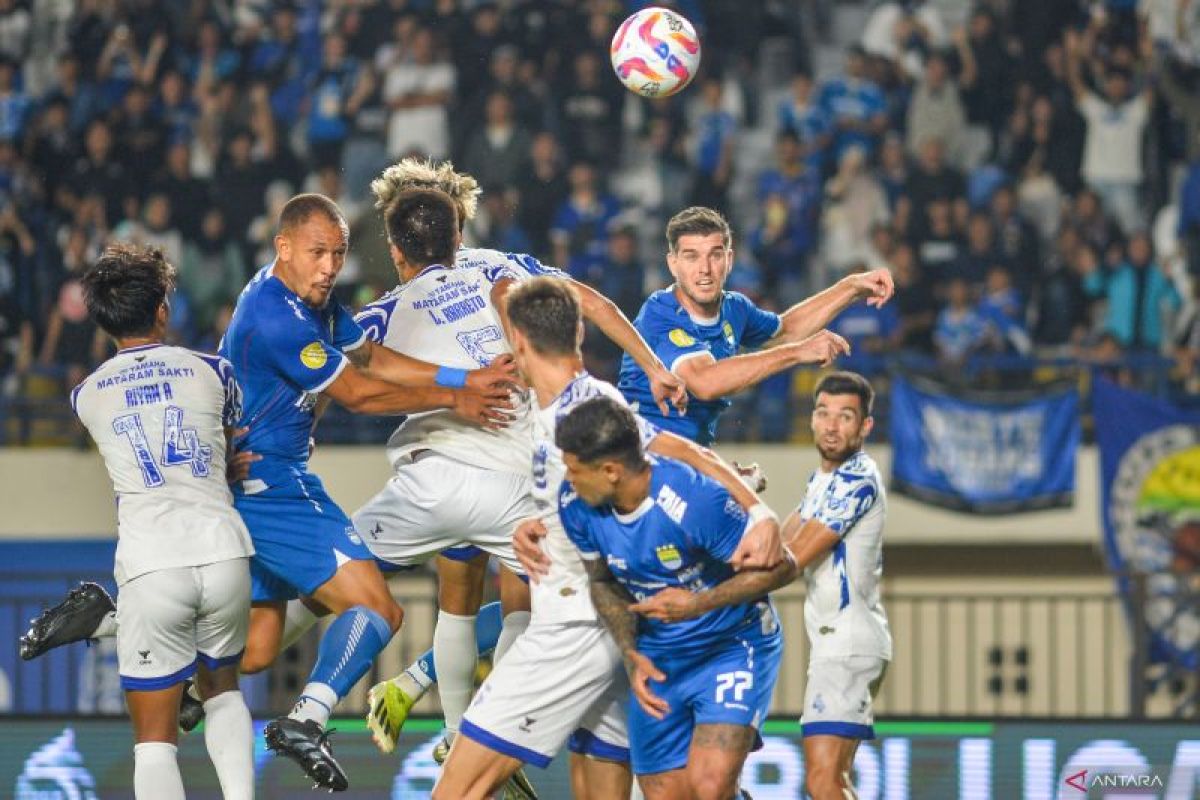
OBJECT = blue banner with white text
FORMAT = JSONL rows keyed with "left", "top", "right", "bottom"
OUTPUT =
{"left": 889, "top": 376, "right": 1079, "bottom": 513}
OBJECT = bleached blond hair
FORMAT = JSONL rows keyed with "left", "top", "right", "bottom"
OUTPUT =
{"left": 370, "top": 157, "right": 481, "bottom": 223}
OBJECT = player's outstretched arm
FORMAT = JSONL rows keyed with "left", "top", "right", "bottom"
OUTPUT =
{"left": 631, "top": 553, "right": 797, "bottom": 623}
{"left": 648, "top": 431, "right": 783, "bottom": 569}
{"left": 780, "top": 511, "right": 842, "bottom": 571}
{"left": 571, "top": 280, "right": 687, "bottom": 415}
{"left": 766, "top": 269, "right": 895, "bottom": 348}
{"left": 674, "top": 330, "right": 850, "bottom": 401}
{"left": 584, "top": 557, "right": 670, "bottom": 719}
{"left": 323, "top": 363, "right": 513, "bottom": 425}
{"left": 346, "top": 340, "right": 520, "bottom": 393}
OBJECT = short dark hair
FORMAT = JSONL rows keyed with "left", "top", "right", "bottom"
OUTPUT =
{"left": 278, "top": 193, "right": 346, "bottom": 233}
{"left": 506, "top": 277, "right": 581, "bottom": 356}
{"left": 555, "top": 397, "right": 646, "bottom": 471}
{"left": 81, "top": 243, "right": 176, "bottom": 339}
{"left": 813, "top": 371, "right": 875, "bottom": 416}
{"left": 666, "top": 206, "right": 731, "bottom": 253}
{"left": 383, "top": 188, "right": 458, "bottom": 267}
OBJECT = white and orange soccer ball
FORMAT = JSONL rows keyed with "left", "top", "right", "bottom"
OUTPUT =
{"left": 609, "top": 7, "right": 701, "bottom": 99}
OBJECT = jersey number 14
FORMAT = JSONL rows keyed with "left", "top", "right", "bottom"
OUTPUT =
{"left": 112, "top": 406, "right": 214, "bottom": 488}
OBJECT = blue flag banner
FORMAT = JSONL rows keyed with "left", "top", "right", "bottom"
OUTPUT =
{"left": 1093, "top": 376, "right": 1200, "bottom": 668}
{"left": 889, "top": 375, "right": 1079, "bottom": 513}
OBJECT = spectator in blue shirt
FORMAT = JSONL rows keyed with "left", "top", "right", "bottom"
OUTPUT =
{"left": 1086, "top": 232, "right": 1182, "bottom": 349}
{"left": 689, "top": 78, "right": 737, "bottom": 215}
{"left": 0, "top": 58, "right": 28, "bottom": 141}
{"left": 305, "top": 34, "right": 368, "bottom": 169}
{"left": 752, "top": 131, "right": 821, "bottom": 297}
{"left": 248, "top": 5, "right": 314, "bottom": 126}
{"left": 934, "top": 278, "right": 992, "bottom": 363}
{"left": 777, "top": 71, "right": 830, "bottom": 173}
{"left": 977, "top": 267, "right": 1032, "bottom": 355}
{"left": 550, "top": 162, "right": 621, "bottom": 270}
{"left": 817, "top": 45, "right": 888, "bottom": 160}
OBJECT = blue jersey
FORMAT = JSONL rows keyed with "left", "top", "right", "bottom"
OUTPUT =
{"left": 617, "top": 289, "right": 781, "bottom": 444}
{"left": 560, "top": 456, "right": 774, "bottom": 656}
{"left": 816, "top": 76, "right": 886, "bottom": 158}
{"left": 219, "top": 263, "right": 366, "bottom": 485}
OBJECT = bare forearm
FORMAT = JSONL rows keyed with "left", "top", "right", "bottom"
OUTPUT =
{"left": 694, "top": 557, "right": 797, "bottom": 615}
{"left": 648, "top": 432, "right": 758, "bottom": 510}
{"left": 774, "top": 279, "right": 858, "bottom": 344}
{"left": 331, "top": 376, "right": 455, "bottom": 415}
{"left": 684, "top": 347, "right": 799, "bottom": 400}
{"left": 348, "top": 341, "right": 439, "bottom": 386}
{"left": 574, "top": 280, "right": 664, "bottom": 375}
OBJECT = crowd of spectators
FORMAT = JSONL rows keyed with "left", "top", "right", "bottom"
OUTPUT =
{"left": 0, "top": 0, "right": 1196, "bottom": 443}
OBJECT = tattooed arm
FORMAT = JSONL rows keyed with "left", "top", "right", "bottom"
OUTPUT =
{"left": 583, "top": 557, "right": 670, "bottom": 719}
{"left": 584, "top": 556, "right": 639, "bottom": 657}
{"left": 629, "top": 552, "right": 798, "bottom": 623}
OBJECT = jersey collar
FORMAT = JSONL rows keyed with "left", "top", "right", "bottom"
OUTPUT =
{"left": 117, "top": 343, "right": 164, "bottom": 354}
{"left": 613, "top": 495, "right": 654, "bottom": 524}
{"left": 413, "top": 263, "right": 452, "bottom": 281}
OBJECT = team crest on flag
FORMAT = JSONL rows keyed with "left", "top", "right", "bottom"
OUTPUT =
{"left": 655, "top": 543, "right": 683, "bottom": 570}
{"left": 668, "top": 328, "right": 695, "bottom": 347}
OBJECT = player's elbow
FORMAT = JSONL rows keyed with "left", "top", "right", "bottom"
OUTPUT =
{"left": 685, "top": 376, "right": 722, "bottom": 401}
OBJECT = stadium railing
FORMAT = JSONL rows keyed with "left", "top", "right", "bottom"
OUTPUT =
{"left": 6, "top": 571, "right": 1195, "bottom": 720}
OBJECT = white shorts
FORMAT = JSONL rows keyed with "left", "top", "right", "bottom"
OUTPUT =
{"left": 352, "top": 453, "right": 534, "bottom": 574}
{"left": 800, "top": 655, "right": 888, "bottom": 740}
{"left": 117, "top": 558, "right": 251, "bottom": 691}
{"left": 461, "top": 621, "right": 629, "bottom": 767}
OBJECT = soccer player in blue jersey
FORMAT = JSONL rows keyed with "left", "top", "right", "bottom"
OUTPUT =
{"left": 219, "top": 193, "right": 515, "bottom": 790}
{"left": 618, "top": 206, "right": 893, "bottom": 446}
{"left": 556, "top": 397, "right": 798, "bottom": 800}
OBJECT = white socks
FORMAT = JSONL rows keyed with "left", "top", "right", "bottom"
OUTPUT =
{"left": 290, "top": 682, "right": 338, "bottom": 727}
{"left": 203, "top": 690, "right": 254, "bottom": 800}
{"left": 133, "top": 742, "right": 185, "bottom": 800}
{"left": 433, "top": 610, "right": 477, "bottom": 735}
{"left": 92, "top": 610, "right": 118, "bottom": 639}
{"left": 494, "top": 611, "right": 530, "bottom": 666}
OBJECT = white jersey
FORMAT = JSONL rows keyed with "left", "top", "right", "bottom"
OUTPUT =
{"left": 356, "top": 260, "right": 536, "bottom": 476}
{"left": 531, "top": 372, "right": 658, "bottom": 624}
{"left": 71, "top": 344, "right": 254, "bottom": 586}
{"left": 796, "top": 451, "right": 892, "bottom": 660}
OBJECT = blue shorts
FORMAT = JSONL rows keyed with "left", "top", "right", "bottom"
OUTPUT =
{"left": 235, "top": 472, "right": 374, "bottom": 603}
{"left": 629, "top": 627, "right": 782, "bottom": 776}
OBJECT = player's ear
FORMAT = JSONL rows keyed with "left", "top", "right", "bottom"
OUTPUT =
{"left": 274, "top": 232, "right": 290, "bottom": 263}
{"left": 388, "top": 242, "right": 404, "bottom": 269}
{"left": 861, "top": 415, "right": 875, "bottom": 439}
{"left": 575, "top": 319, "right": 585, "bottom": 348}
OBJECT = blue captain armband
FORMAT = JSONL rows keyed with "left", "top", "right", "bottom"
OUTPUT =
{"left": 435, "top": 366, "right": 469, "bottom": 388}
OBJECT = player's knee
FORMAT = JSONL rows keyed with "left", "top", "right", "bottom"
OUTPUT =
{"left": 806, "top": 763, "right": 844, "bottom": 798}
{"left": 238, "top": 645, "right": 277, "bottom": 674}
{"left": 369, "top": 598, "right": 404, "bottom": 633}
{"left": 691, "top": 769, "right": 738, "bottom": 800}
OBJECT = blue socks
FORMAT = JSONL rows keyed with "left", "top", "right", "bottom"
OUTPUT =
{"left": 291, "top": 605, "right": 393, "bottom": 727}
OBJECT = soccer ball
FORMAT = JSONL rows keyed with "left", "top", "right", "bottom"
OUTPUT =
{"left": 610, "top": 7, "right": 701, "bottom": 99}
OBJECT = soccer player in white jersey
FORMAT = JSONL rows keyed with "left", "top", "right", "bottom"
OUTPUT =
{"left": 785, "top": 371, "right": 890, "bottom": 800}
{"left": 433, "top": 277, "right": 786, "bottom": 800}
{"left": 359, "top": 157, "right": 728, "bottom": 745}
{"left": 69, "top": 244, "right": 255, "bottom": 800}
